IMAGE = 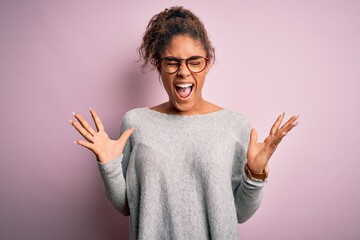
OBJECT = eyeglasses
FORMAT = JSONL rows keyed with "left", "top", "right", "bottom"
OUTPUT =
{"left": 158, "top": 56, "right": 209, "bottom": 74}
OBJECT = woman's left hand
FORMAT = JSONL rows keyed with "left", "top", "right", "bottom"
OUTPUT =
{"left": 246, "top": 113, "right": 299, "bottom": 174}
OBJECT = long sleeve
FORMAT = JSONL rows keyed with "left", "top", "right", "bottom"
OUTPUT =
{"left": 97, "top": 115, "right": 133, "bottom": 216}
{"left": 98, "top": 155, "right": 129, "bottom": 215}
{"left": 234, "top": 172, "right": 266, "bottom": 223}
{"left": 232, "top": 120, "right": 266, "bottom": 223}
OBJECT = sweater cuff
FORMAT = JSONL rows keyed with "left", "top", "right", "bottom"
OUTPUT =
{"left": 242, "top": 172, "right": 267, "bottom": 189}
{"left": 98, "top": 154, "right": 123, "bottom": 174}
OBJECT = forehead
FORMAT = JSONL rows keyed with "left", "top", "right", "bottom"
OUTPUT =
{"left": 161, "top": 35, "right": 206, "bottom": 58}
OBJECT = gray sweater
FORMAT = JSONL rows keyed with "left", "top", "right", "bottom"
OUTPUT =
{"left": 98, "top": 107, "right": 266, "bottom": 240}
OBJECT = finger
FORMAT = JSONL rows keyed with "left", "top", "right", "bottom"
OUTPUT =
{"left": 271, "top": 131, "right": 288, "bottom": 147}
{"left": 265, "top": 115, "right": 299, "bottom": 152}
{"left": 69, "top": 119, "right": 94, "bottom": 143}
{"left": 117, "top": 128, "right": 135, "bottom": 145}
{"left": 270, "top": 112, "right": 285, "bottom": 136}
{"left": 74, "top": 139, "right": 94, "bottom": 151}
{"left": 90, "top": 108, "right": 105, "bottom": 132}
{"left": 249, "top": 128, "right": 258, "bottom": 144}
{"left": 278, "top": 115, "right": 299, "bottom": 134}
{"left": 269, "top": 116, "right": 298, "bottom": 148}
{"left": 72, "top": 112, "right": 96, "bottom": 136}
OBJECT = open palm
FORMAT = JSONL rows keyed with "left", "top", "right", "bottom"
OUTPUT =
{"left": 69, "top": 108, "right": 134, "bottom": 164}
{"left": 247, "top": 113, "right": 299, "bottom": 173}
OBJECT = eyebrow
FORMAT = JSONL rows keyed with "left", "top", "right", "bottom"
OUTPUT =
{"left": 163, "top": 56, "right": 180, "bottom": 61}
{"left": 163, "top": 56, "right": 203, "bottom": 61}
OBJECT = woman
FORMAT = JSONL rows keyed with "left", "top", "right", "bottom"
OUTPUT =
{"left": 69, "top": 6, "right": 298, "bottom": 239}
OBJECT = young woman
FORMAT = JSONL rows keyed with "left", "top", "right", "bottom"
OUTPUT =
{"left": 70, "top": 6, "right": 298, "bottom": 239}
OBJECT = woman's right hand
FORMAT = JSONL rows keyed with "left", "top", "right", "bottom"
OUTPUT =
{"left": 69, "top": 108, "right": 134, "bottom": 164}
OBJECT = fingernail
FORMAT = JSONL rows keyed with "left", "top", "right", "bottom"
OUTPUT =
{"left": 72, "top": 112, "right": 76, "bottom": 116}
{"left": 68, "top": 119, "right": 73, "bottom": 124}
{"left": 73, "top": 141, "right": 77, "bottom": 144}
{"left": 89, "top": 107, "right": 92, "bottom": 111}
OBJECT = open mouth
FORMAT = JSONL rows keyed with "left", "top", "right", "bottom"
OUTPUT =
{"left": 175, "top": 83, "right": 194, "bottom": 99}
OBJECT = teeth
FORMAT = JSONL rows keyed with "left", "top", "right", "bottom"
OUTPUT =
{"left": 175, "top": 83, "right": 194, "bottom": 88}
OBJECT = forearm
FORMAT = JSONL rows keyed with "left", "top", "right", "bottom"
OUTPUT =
{"left": 98, "top": 154, "right": 130, "bottom": 216}
{"left": 234, "top": 173, "right": 266, "bottom": 223}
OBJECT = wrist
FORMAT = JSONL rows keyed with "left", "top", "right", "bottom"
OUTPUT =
{"left": 246, "top": 162, "right": 265, "bottom": 174}
{"left": 244, "top": 162, "right": 269, "bottom": 181}
{"left": 97, "top": 153, "right": 114, "bottom": 164}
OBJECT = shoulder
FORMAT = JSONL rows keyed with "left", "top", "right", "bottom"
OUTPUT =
{"left": 123, "top": 107, "right": 146, "bottom": 118}
{"left": 221, "top": 109, "right": 252, "bottom": 141}
{"left": 223, "top": 109, "right": 251, "bottom": 128}
{"left": 121, "top": 107, "right": 149, "bottom": 126}
{"left": 204, "top": 101, "right": 250, "bottom": 127}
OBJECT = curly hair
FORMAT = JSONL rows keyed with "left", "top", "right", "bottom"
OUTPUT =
{"left": 138, "top": 6, "right": 215, "bottom": 71}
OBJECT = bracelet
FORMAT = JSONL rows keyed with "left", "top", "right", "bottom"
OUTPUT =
{"left": 244, "top": 163, "right": 268, "bottom": 181}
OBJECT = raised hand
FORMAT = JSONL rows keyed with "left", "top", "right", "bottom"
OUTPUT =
{"left": 69, "top": 108, "right": 134, "bottom": 164}
{"left": 246, "top": 113, "right": 299, "bottom": 174}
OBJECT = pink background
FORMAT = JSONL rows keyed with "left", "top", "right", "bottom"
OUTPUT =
{"left": 1, "top": 1, "right": 359, "bottom": 239}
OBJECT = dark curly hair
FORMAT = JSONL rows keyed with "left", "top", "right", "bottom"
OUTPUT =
{"left": 138, "top": 6, "right": 215, "bottom": 72}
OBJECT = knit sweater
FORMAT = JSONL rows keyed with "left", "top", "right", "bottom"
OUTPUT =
{"left": 98, "top": 107, "right": 266, "bottom": 240}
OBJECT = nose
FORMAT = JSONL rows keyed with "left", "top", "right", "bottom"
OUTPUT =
{"left": 177, "top": 61, "right": 191, "bottom": 78}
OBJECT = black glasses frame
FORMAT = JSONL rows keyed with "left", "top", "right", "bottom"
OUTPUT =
{"left": 157, "top": 56, "right": 210, "bottom": 74}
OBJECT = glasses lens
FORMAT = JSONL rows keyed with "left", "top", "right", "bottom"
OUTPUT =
{"left": 161, "top": 58, "right": 180, "bottom": 73}
{"left": 187, "top": 57, "right": 207, "bottom": 73}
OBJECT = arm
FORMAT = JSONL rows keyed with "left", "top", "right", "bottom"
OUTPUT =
{"left": 69, "top": 108, "right": 134, "bottom": 216}
{"left": 98, "top": 154, "right": 130, "bottom": 215}
{"left": 234, "top": 169, "right": 266, "bottom": 223}
{"left": 233, "top": 123, "right": 266, "bottom": 223}
{"left": 97, "top": 114, "right": 133, "bottom": 216}
{"left": 234, "top": 113, "right": 299, "bottom": 223}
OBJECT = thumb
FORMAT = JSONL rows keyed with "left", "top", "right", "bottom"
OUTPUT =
{"left": 118, "top": 127, "right": 135, "bottom": 145}
{"left": 250, "top": 128, "right": 258, "bottom": 144}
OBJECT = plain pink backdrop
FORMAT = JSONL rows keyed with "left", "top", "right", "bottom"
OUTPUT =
{"left": 0, "top": 1, "right": 359, "bottom": 239}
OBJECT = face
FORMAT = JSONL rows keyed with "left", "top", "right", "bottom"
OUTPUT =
{"left": 159, "top": 35, "right": 210, "bottom": 115}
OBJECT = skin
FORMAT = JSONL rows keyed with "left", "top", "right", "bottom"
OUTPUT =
{"left": 69, "top": 34, "right": 299, "bottom": 175}
{"left": 69, "top": 108, "right": 134, "bottom": 164}
{"left": 150, "top": 35, "right": 222, "bottom": 115}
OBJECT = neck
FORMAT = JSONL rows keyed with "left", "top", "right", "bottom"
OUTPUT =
{"left": 150, "top": 94, "right": 223, "bottom": 115}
